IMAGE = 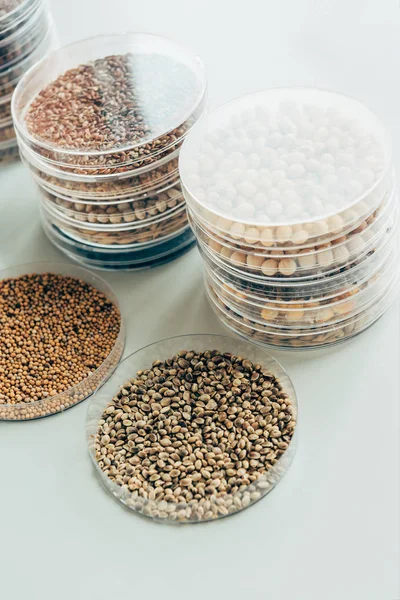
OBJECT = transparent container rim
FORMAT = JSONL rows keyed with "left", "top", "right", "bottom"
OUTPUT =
{"left": 212, "top": 286, "right": 399, "bottom": 352}
{"left": 0, "top": 0, "right": 41, "bottom": 41}
{"left": 196, "top": 199, "right": 398, "bottom": 283}
{"left": 0, "top": 261, "right": 125, "bottom": 415}
{"left": 17, "top": 132, "right": 182, "bottom": 182}
{"left": 0, "top": 0, "right": 47, "bottom": 62}
{"left": 36, "top": 171, "right": 182, "bottom": 206}
{"left": 47, "top": 210, "right": 190, "bottom": 251}
{"left": 179, "top": 85, "right": 393, "bottom": 228}
{"left": 186, "top": 169, "right": 396, "bottom": 253}
{"left": 0, "top": 136, "right": 18, "bottom": 150}
{"left": 86, "top": 332, "right": 298, "bottom": 518}
{"left": 190, "top": 184, "right": 397, "bottom": 262}
{"left": 207, "top": 273, "right": 399, "bottom": 339}
{"left": 205, "top": 239, "right": 399, "bottom": 316}
{"left": 12, "top": 31, "right": 207, "bottom": 158}
{"left": 0, "top": 23, "right": 53, "bottom": 86}
{"left": 44, "top": 219, "right": 195, "bottom": 265}
{"left": 192, "top": 190, "right": 398, "bottom": 270}
{"left": 204, "top": 226, "right": 398, "bottom": 304}
{"left": 31, "top": 167, "right": 182, "bottom": 203}
{"left": 208, "top": 258, "right": 398, "bottom": 332}
{"left": 0, "top": 0, "right": 39, "bottom": 28}
{"left": 41, "top": 192, "right": 186, "bottom": 232}
{"left": 198, "top": 208, "right": 398, "bottom": 290}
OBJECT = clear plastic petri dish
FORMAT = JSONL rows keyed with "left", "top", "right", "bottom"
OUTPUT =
{"left": 43, "top": 219, "right": 196, "bottom": 270}
{"left": 207, "top": 272, "right": 399, "bottom": 350}
{"left": 180, "top": 88, "right": 391, "bottom": 249}
{"left": 205, "top": 243, "right": 398, "bottom": 329}
{"left": 12, "top": 33, "right": 207, "bottom": 173}
{"left": 185, "top": 170, "right": 395, "bottom": 252}
{"left": 0, "top": 24, "right": 54, "bottom": 98}
{"left": 19, "top": 137, "right": 182, "bottom": 200}
{"left": 41, "top": 201, "right": 190, "bottom": 249}
{"left": 0, "top": 262, "right": 125, "bottom": 420}
{"left": 189, "top": 189, "right": 392, "bottom": 270}
{"left": 204, "top": 222, "right": 398, "bottom": 306}
{"left": 39, "top": 176, "right": 184, "bottom": 212}
{"left": 0, "top": 0, "right": 40, "bottom": 42}
{"left": 86, "top": 333, "right": 298, "bottom": 523}
{"left": 192, "top": 192, "right": 398, "bottom": 282}
{"left": 0, "top": 0, "right": 49, "bottom": 72}
{"left": 39, "top": 184, "right": 185, "bottom": 229}
{"left": 198, "top": 220, "right": 397, "bottom": 303}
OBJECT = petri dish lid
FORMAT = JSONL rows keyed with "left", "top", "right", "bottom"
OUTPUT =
{"left": 13, "top": 33, "right": 206, "bottom": 158}
{"left": 179, "top": 88, "right": 391, "bottom": 231}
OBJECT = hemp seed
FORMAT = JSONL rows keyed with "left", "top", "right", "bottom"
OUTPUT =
{"left": 94, "top": 349, "right": 296, "bottom": 522}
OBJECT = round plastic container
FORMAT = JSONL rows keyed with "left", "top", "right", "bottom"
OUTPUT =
{"left": 0, "top": 0, "right": 48, "bottom": 72}
{"left": 0, "top": 0, "right": 40, "bottom": 42}
{"left": 40, "top": 180, "right": 185, "bottom": 226}
{"left": 191, "top": 189, "right": 397, "bottom": 282}
{"left": 0, "top": 262, "right": 125, "bottom": 420}
{"left": 0, "top": 24, "right": 54, "bottom": 98}
{"left": 185, "top": 169, "right": 394, "bottom": 253}
{"left": 202, "top": 220, "right": 398, "bottom": 306}
{"left": 43, "top": 218, "right": 196, "bottom": 270}
{"left": 205, "top": 236, "right": 399, "bottom": 328}
{"left": 0, "top": 0, "right": 55, "bottom": 147}
{"left": 180, "top": 88, "right": 397, "bottom": 348}
{"left": 13, "top": 33, "right": 207, "bottom": 269}
{"left": 86, "top": 334, "right": 298, "bottom": 523}
{"left": 41, "top": 200, "right": 189, "bottom": 248}
{"left": 12, "top": 33, "right": 207, "bottom": 173}
{"left": 180, "top": 88, "right": 391, "bottom": 246}
{"left": 20, "top": 141, "right": 181, "bottom": 200}
{"left": 207, "top": 273, "right": 399, "bottom": 350}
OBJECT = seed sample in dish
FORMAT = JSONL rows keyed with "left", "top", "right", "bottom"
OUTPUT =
{"left": 26, "top": 53, "right": 205, "bottom": 162}
{"left": 180, "top": 88, "right": 389, "bottom": 228}
{"left": 93, "top": 348, "right": 296, "bottom": 522}
{"left": 0, "top": 270, "right": 122, "bottom": 419}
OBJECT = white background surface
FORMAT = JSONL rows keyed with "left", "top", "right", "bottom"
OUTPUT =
{"left": 0, "top": 1, "right": 399, "bottom": 599}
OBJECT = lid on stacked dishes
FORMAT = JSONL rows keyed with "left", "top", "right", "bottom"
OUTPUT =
{"left": 179, "top": 88, "right": 399, "bottom": 349}
{"left": 1, "top": 0, "right": 55, "bottom": 165}
{"left": 12, "top": 33, "right": 207, "bottom": 268}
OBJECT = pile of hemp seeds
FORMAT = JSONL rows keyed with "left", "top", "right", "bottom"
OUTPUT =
{"left": 94, "top": 349, "right": 296, "bottom": 522}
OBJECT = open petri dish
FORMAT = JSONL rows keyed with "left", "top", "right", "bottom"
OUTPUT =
{"left": 86, "top": 334, "right": 298, "bottom": 523}
{"left": 0, "top": 262, "right": 125, "bottom": 420}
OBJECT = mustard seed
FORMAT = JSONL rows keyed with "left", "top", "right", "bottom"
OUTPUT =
{"left": 0, "top": 272, "right": 121, "bottom": 419}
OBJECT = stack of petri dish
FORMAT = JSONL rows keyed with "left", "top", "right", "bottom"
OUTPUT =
{"left": 180, "top": 88, "right": 399, "bottom": 349}
{"left": 12, "top": 33, "right": 207, "bottom": 269}
{"left": 0, "top": 0, "right": 54, "bottom": 165}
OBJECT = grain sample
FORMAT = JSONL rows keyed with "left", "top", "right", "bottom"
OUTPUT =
{"left": 94, "top": 349, "right": 296, "bottom": 522}
{"left": 0, "top": 272, "right": 122, "bottom": 419}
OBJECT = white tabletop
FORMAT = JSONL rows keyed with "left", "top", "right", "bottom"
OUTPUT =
{"left": 1, "top": 1, "right": 399, "bottom": 598}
